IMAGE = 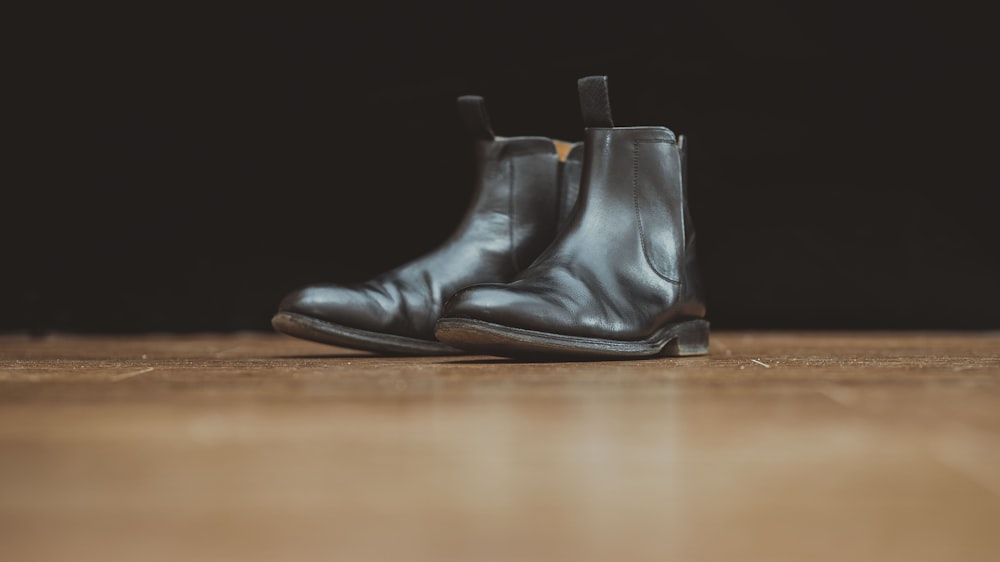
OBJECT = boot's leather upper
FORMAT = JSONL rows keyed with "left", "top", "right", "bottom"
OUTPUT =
{"left": 278, "top": 95, "right": 582, "bottom": 342}
{"left": 439, "top": 77, "right": 706, "bottom": 341}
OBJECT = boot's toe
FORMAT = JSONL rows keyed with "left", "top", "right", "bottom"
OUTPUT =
{"left": 277, "top": 284, "right": 386, "bottom": 333}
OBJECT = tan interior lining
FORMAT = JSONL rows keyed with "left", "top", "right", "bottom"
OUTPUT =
{"left": 494, "top": 138, "right": 574, "bottom": 162}
{"left": 553, "top": 140, "right": 574, "bottom": 162}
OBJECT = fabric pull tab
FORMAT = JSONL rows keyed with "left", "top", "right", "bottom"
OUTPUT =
{"left": 577, "top": 75, "right": 614, "bottom": 128}
{"left": 457, "top": 95, "right": 496, "bottom": 140}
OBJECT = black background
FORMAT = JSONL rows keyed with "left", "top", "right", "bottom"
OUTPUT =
{"left": 8, "top": 2, "right": 999, "bottom": 334}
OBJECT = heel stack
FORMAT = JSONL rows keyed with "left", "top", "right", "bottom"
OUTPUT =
{"left": 661, "top": 318, "right": 710, "bottom": 356}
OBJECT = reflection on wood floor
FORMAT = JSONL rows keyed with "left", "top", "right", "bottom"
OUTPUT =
{"left": 1, "top": 330, "right": 999, "bottom": 562}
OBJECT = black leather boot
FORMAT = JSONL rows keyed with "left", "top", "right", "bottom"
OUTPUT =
{"left": 272, "top": 95, "right": 583, "bottom": 355}
{"left": 435, "top": 76, "right": 709, "bottom": 359}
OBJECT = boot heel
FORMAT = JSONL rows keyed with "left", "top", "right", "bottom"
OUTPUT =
{"left": 661, "top": 319, "right": 710, "bottom": 356}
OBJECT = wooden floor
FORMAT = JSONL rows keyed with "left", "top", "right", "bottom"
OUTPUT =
{"left": 1, "top": 331, "right": 998, "bottom": 562}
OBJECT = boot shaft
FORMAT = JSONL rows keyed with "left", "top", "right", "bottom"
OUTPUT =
{"left": 560, "top": 76, "right": 694, "bottom": 287}
{"left": 452, "top": 95, "right": 581, "bottom": 272}
{"left": 573, "top": 126, "right": 687, "bottom": 284}
{"left": 556, "top": 142, "right": 584, "bottom": 233}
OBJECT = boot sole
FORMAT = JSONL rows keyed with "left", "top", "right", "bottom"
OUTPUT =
{"left": 271, "top": 311, "right": 465, "bottom": 356}
{"left": 434, "top": 317, "right": 710, "bottom": 359}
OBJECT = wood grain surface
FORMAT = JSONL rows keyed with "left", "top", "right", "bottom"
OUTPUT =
{"left": 1, "top": 331, "right": 998, "bottom": 562}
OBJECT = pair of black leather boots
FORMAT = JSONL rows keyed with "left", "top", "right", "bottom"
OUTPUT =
{"left": 272, "top": 76, "right": 708, "bottom": 360}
